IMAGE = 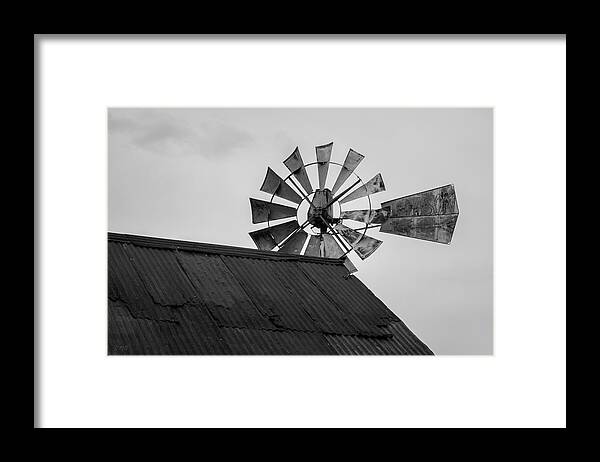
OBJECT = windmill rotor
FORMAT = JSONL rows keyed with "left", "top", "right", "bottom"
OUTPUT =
{"left": 249, "top": 142, "right": 460, "bottom": 268}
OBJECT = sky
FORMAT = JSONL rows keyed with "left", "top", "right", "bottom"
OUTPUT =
{"left": 108, "top": 108, "right": 493, "bottom": 355}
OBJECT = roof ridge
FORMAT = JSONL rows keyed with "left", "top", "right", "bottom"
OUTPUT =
{"left": 108, "top": 232, "right": 346, "bottom": 265}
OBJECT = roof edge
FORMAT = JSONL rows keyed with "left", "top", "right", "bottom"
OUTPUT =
{"left": 108, "top": 232, "right": 346, "bottom": 264}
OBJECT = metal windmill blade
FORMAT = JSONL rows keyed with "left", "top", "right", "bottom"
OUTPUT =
{"left": 260, "top": 167, "right": 303, "bottom": 205}
{"left": 315, "top": 142, "right": 333, "bottom": 190}
{"left": 249, "top": 219, "right": 300, "bottom": 250}
{"left": 333, "top": 223, "right": 383, "bottom": 260}
{"left": 339, "top": 173, "right": 386, "bottom": 204}
{"left": 248, "top": 142, "right": 460, "bottom": 271}
{"left": 378, "top": 184, "right": 459, "bottom": 244}
{"left": 283, "top": 147, "right": 313, "bottom": 195}
{"left": 249, "top": 198, "right": 297, "bottom": 224}
{"left": 340, "top": 209, "right": 389, "bottom": 225}
{"left": 330, "top": 149, "right": 364, "bottom": 195}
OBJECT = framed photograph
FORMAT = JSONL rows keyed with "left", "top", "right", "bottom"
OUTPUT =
{"left": 35, "top": 35, "right": 566, "bottom": 428}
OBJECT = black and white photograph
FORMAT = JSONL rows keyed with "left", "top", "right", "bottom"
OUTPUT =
{"left": 108, "top": 108, "right": 492, "bottom": 355}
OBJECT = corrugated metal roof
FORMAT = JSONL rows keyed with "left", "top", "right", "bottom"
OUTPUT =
{"left": 108, "top": 233, "right": 433, "bottom": 355}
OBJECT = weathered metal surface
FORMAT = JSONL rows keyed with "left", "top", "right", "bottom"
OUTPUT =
{"left": 108, "top": 300, "right": 233, "bottom": 355}
{"left": 250, "top": 198, "right": 297, "bottom": 223}
{"left": 175, "top": 251, "right": 273, "bottom": 330}
{"left": 381, "top": 184, "right": 459, "bottom": 217}
{"left": 266, "top": 219, "right": 299, "bottom": 245}
{"left": 340, "top": 208, "right": 389, "bottom": 225}
{"left": 315, "top": 142, "right": 333, "bottom": 190}
{"left": 324, "top": 320, "right": 434, "bottom": 355}
{"left": 303, "top": 235, "right": 321, "bottom": 257}
{"left": 296, "top": 261, "right": 399, "bottom": 335}
{"left": 220, "top": 257, "right": 323, "bottom": 332}
{"left": 220, "top": 327, "right": 337, "bottom": 355}
{"left": 248, "top": 227, "right": 277, "bottom": 251}
{"left": 379, "top": 185, "right": 459, "bottom": 244}
{"left": 307, "top": 189, "right": 334, "bottom": 231}
{"left": 108, "top": 242, "right": 174, "bottom": 321}
{"left": 333, "top": 223, "right": 383, "bottom": 260}
{"left": 379, "top": 214, "right": 459, "bottom": 244}
{"left": 322, "top": 234, "right": 345, "bottom": 258}
{"left": 260, "top": 167, "right": 303, "bottom": 205}
{"left": 339, "top": 173, "right": 386, "bottom": 204}
{"left": 330, "top": 149, "right": 365, "bottom": 195}
{"left": 108, "top": 233, "right": 434, "bottom": 355}
{"left": 278, "top": 229, "right": 308, "bottom": 255}
{"left": 124, "top": 244, "right": 200, "bottom": 307}
{"left": 283, "top": 146, "right": 313, "bottom": 195}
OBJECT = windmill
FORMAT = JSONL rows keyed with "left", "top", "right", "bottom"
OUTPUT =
{"left": 249, "top": 142, "right": 459, "bottom": 269}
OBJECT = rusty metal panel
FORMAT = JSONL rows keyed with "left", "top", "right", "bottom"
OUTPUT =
{"left": 250, "top": 198, "right": 297, "bottom": 223}
{"left": 339, "top": 173, "right": 386, "bottom": 204}
{"left": 283, "top": 146, "right": 313, "bottom": 195}
{"left": 220, "top": 327, "right": 336, "bottom": 355}
{"left": 248, "top": 227, "right": 277, "bottom": 251}
{"left": 286, "top": 265, "right": 372, "bottom": 335}
{"left": 384, "top": 320, "right": 434, "bottom": 354}
{"left": 341, "top": 208, "right": 388, "bottom": 224}
{"left": 379, "top": 214, "right": 458, "bottom": 244}
{"left": 268, "top": 219, "right": 300, "bottom": 245}
{"left": 260, "top": 167, "right": 302, "bottom": 205}
{"left": 334, "top": 223, "right": 383, "bottom": 260}
{"left": 123, "top": 244, "right": 199, "bottom": 307}
{"left": 324, "top": 322, "right": 434, "bottom": 355}
{"left": 304, "top": 234, "right": 321, "bottom": 257}
{"left": 316, "top": 142, "right": 333, "bottom": 190}
{"left": 278, "top": 229, "right": 308, "bottom": 255}
{"left": 330, "top": 148, "right": 365, "bottom": 195}
{"left": 176, "top": 251, "right": 274, "bottom": 330}
{"left": 108, "top": 242, "right": 171, "bottom": 321}
{"left": 296, "top": 262, "right": 394, "bottom": 336}
{"left": 381, "top": 184, "right": 459, "bottom": 217}
{"left": 108, "top": 300, "right": 233, "bottom": 355}
{"left": 322, "top": 234, "right": 345, "bottom": 258}
{"left": 219, "top": 256, "right": 321, "bottom": 332}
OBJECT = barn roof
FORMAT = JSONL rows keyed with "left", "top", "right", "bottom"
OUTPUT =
{"left": 108, "top": 232, "right": 433, "bottom": 355}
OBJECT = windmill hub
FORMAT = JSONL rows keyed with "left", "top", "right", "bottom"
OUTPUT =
{"left": 307, "top": 189, "right": 335, "bottom": 232}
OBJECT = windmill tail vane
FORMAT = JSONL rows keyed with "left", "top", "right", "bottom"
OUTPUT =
{"left": 249, "top": 142, "right": 459, "bottom": 267}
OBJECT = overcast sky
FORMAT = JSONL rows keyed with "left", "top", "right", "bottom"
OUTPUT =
{"left": 108, "top": 108, "right": 493, "bottom": 355}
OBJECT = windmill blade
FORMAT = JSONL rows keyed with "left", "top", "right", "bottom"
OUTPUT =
{"left": 340, "top": 208, "right": 388, "bottom": 225}
{"left": 250, "top": 198, "right": 297, "bottom": 224}
{"left": 304, "top": 234, "right": 321, "bottom": 257}
{"left": 260, "top": 167, "right": 302, "bottom": 205}
{"left": 339, "top": 173, "right": 386, "bottom": 204}
{"left": 322, "top": 234, "right": 345, "bottom": 258}
{"left": 283, "top": 147, "right": 313, "bottom": 195}
{"left": 333, "top": 223, "right": 383, "bottom": 260}
{"left": 269, "top": 220, "right": 301, "bottom": 245}
{"left": 249, "top": 220, "right": 300, "bottom": 250}
{"left": 380, "top": 184, "right": 459, "bottom": 217}
{"left": 316, "top": 142, "right": 333, "bottom": 190}
{"left": 379, "top": 184, "right": 459, "bottom": 244}
{"left": 248, "top": 227, "right": 277, "bottom": 251}
{"left": 330, "top": 149, "right": 365, "bottom": 195}
{"left": 379, "top": 215, "right": 458, "bottom": 244}
{"left": 278, "top": 229, "right": 308, "bottom": 255}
